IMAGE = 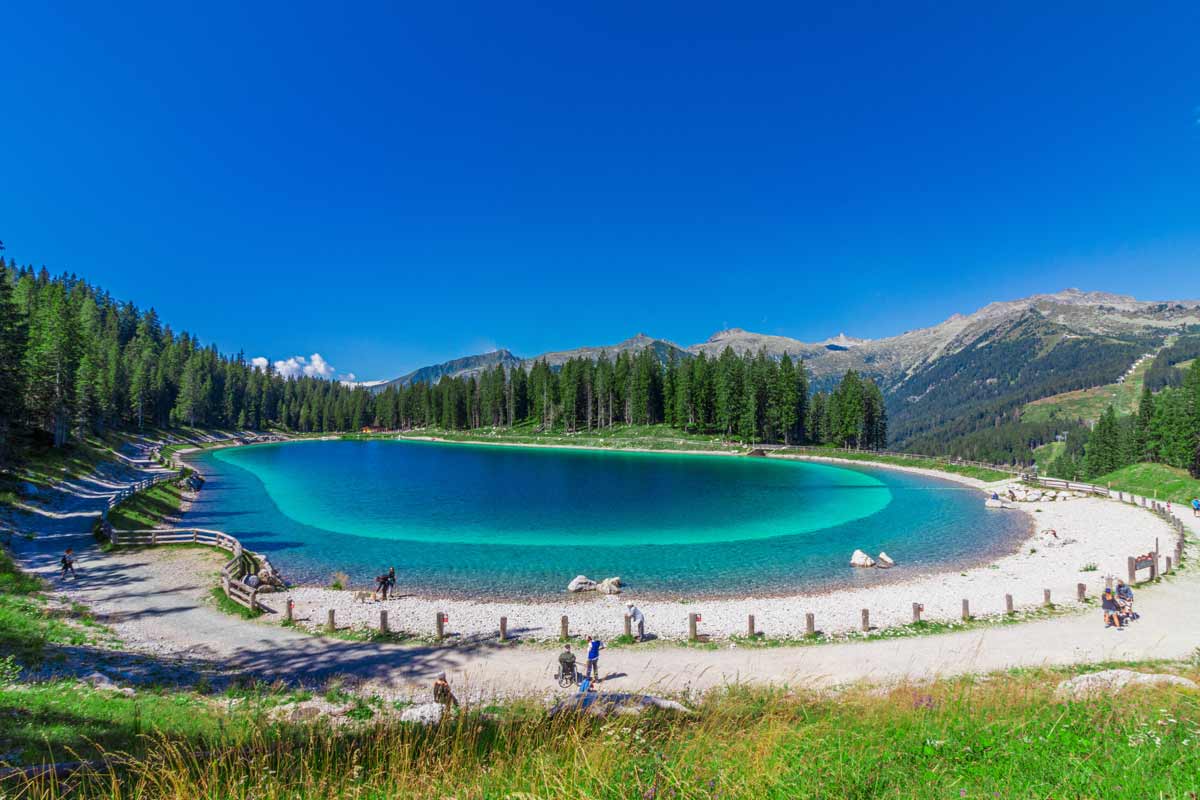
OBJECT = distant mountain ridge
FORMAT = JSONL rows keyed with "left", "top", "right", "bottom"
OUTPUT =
{"left": 359, "top": 291, "right": 1200, "bottom": 441}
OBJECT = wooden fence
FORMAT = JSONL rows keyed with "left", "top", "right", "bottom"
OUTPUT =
{"left": 101, "top": 471, "right": 180, "bottom": 520}
{"left": 108, "top": 526, "right": 264, "bottom": 612}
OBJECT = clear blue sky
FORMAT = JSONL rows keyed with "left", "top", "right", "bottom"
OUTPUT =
{"left": 3, "top": 2, "right": 1198, "bottom": 381}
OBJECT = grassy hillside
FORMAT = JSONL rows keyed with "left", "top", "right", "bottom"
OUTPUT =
{"left": 1021, "top": 350, "right": 1152, "bottom": 424}
{"left": 6, "top": 666, "right": 1199, "bottom": 798}
{"left": 1094, "top": 462, "right": 1200, "bottom": 504}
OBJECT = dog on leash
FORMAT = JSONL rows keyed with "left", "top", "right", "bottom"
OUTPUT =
{"left": 353, "top": 591, "right": 374, "bottom": 603}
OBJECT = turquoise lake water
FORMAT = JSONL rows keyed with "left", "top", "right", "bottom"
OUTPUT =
{"left": 187, "top": 440, "right": 1027, "bottom": 598}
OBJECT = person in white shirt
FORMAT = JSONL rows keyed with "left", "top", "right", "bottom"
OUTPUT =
{"left": 626, "top": 602, "right": 645, "bottom": 641}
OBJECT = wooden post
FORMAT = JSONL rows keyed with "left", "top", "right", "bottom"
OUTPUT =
{"left": 961, "top": 599, "right": 970, "bottom": 620}
{"left": 1127, "top": 556, "right": 1136, "bottom": 584}
{"left": 379, "top": 609, "right": 388, "bottom": 634}
{"left": 1043, "top": 589, "right": 1051, "bottom": 607}
{"left": 1005, "top": 594, "right": 1014, "bottom": 614}
{"left": 1166, "top": 556, "right": 1172, "bottom": 574}
{"left": 688, "top": 613, "right": 698, "bottom": 642}
{"left": 912, "top": 602, "right": 922, "bottom": 623}
{"left": 436, "top": 611, "right": 445, "bottom": 641}
{"left": 805, "top": 612, "right": 815, "bottom": 636}
{"left": 499, "top": 616, "right": 507, "bottom": 642}
{"left": 1150, "top": 556, "right": 1158, "bottom": 580}
{"left": 326, "top": 609, "right": 335, "bottom": 632}
{"left": 285, "top": 598, "right": 294, "bottom": 622}
{"left": 624, "top": 614, "right": 632, "bottom": 638}
{"left": 748, "top": 614, "right": 756, "bottom": 637}
{"left": 193, "top": 530, "right": 198, "bottom": 543}
{"left": 559, "top": 615, "right": 569, "bottom": 641}
{"left": 861, "top": 608, "right": 870, "bottom": 631}
{"left": 1076, "top": 583, "right": 1086, "bottom": 602}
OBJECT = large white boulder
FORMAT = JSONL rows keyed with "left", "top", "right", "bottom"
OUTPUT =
{"left": 596, "top": 576, "right": 623, "bottom": 595}
{"left": 1026, "top": 490, "right": 1043, "bottom": 502}
{"left": 400, "top": 702, "right": 445, "bottom": 725}
{"left": 985, "top": 498, "right": 1004, "bottom": 509}
{"left": 877, "top": 552, "right": 895, "bottom": 568}
{"left": 849, "top": 549, "right": 876, "bottom": 568}
{"left": 567, "top": 575, "right": 597, "bottom": 593}
{"left": 1054, "top": 670, "right": 1197, "bottom": 701}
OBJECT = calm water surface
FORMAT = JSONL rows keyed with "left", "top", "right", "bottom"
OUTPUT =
{"left": 186, "top": 440, "right": 1027, "bottom": 597}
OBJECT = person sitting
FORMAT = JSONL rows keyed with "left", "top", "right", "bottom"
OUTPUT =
{"left": 1115, "top": 580, "right": 1135, "bottom": 621}
{"left": 433, "top": 672, "right": 459, "bottom": 709}
{"left": 1101, "top": 587, "right": 1123, "bottom": 629}
{"left": 557, "top": 644, "right": 577, "bottom": 682}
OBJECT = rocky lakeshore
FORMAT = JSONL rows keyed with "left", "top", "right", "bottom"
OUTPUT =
{"left": 268, "top": 497, "right": 1172, "bottom": 641}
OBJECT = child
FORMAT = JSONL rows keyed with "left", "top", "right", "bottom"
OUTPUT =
{"left": 1100, "top": 587, "right": 1122, "bottom": 629}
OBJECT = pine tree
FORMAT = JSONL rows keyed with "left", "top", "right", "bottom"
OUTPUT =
{"left": 0, "top": 260, "right": 28, "bottom": 469}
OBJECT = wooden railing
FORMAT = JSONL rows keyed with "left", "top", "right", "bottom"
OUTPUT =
{"left": 108, "top": 526, "right": 265, "bottom": 613}
{"left": 101, "top": 471, "right": 180, "bottom": 519}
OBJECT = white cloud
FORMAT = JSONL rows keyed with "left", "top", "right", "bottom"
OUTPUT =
{"left": 253, "top": 352, "right": 338, "bottom": 380}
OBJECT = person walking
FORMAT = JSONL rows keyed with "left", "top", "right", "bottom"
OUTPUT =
{"left": 625, "top": 602, "right": 645, "bottom": 641}
{"left": 386, "top": 566, "right": 396, "bottom": 598}
{"left": 60, "top": 548, "right": 76, "bottom": 580}
{"left": 585, "top": 635, "right": 605, "bottom": 682}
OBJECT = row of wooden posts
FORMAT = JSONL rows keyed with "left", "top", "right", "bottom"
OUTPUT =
{"left": 283, "top": 584, "right": 1102, "bottom": 641}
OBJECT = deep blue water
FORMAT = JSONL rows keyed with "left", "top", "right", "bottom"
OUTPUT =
{"left": 185, "top": 440, "right": 1028, "bottom": 598}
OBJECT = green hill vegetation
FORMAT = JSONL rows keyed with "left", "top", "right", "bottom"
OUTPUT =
{"left": 1021, "top": 349, "right": 1152, "bottom": 424}
{"left": 1092, "top": 462, "right": 1200, "bottom": 504}
{"left": 4, "top": 666, "right": 1199, "bottom": 798}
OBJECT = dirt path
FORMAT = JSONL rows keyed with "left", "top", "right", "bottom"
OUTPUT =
{"left": 4, "top": 443, "right": 1198, "bottom": 702}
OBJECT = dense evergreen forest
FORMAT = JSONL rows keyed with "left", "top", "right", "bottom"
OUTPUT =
{"left": 372, "top": 349, "right": 887, "bottom": 450}
{"left": 1046, "top": 361, "right": 1200, "bottom": 481}
{"left": 0, "top": 252, "right": 886, "bottom": 474}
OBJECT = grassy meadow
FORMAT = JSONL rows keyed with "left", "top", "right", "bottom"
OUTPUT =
{"left": 1096, "top": 462, "right": 1200, "bottom": 505}
{"left": 2, "top": 665, "right": 1199, "bottom": 798}
{"left": 1021, "top": 353, "right": 1152, "bottom": 425}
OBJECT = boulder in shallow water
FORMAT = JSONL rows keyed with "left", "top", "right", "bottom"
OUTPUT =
{"left": 597, "top": 576, "right": 623, "bottom": 595}
{"left": 877, "top": 552, "right": 895, "bottom": 568}
{"left": 567, "top": 575, "right": 597, "bottom": 593}
{"left": 849, "top": 549, "right": 876, "bottom": 568}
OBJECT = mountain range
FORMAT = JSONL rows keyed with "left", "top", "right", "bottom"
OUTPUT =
{"left": 359, "top": 290, "right": 1200, "bottom": 447}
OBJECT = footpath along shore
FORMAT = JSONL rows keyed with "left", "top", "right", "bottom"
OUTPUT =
{"left": 3, "top": 436, "right": 1195, "bottom": 702}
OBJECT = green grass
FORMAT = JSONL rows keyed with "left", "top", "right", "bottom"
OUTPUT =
{"left": 392, "top": 422, "right": 743, "bottom": 452}
{"left": 0, "top": 548, "right": 111, "bottom": 667}
{"left": 0, "top": 680, "right": 291, "bottom": 767}
{"left": 1032, "top": 440, "right": 1064, "bottom": 469}
{"left": 105, "top": 480, "right": 185, "bottom": 532}
{"left": 208, "top": 586, "right": 263, "bottom": 620}
{"left": 774, "top": 447, "right": 1014, "bottom": 482}
{"left": 1095, "top": 462, "right": 1200, "bottom": 505}
{"left": 1022, "top": 353, "right": 1152, "bottom": 424}
{"left": 7, "top": 666, "right": 1200, "bottom": 797}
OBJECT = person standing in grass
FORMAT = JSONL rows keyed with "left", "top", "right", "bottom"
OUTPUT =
{"left": 60, "top": 548, "right": 76, "bottom": 579}
{"left": 433, "top": 672, "right": 458, "bottom": 710}
{"left": 585, "top": 635, "right": 605, "bottom": 681}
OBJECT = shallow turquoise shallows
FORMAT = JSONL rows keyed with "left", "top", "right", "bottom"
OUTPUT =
{"left": 188, "top": 440, "right": 1027, "bottom": 598}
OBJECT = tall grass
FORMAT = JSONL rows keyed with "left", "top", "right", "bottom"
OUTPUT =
{"left": 10, "top": 671, "right": 1199, "bottom": 798}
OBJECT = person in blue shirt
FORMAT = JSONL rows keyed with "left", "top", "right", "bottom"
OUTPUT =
{"left": 585, "top": 636, "right": 605, "bottom": 681}
{"left": 1191, "top": 497, "right": 1199, "bottom": 517}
